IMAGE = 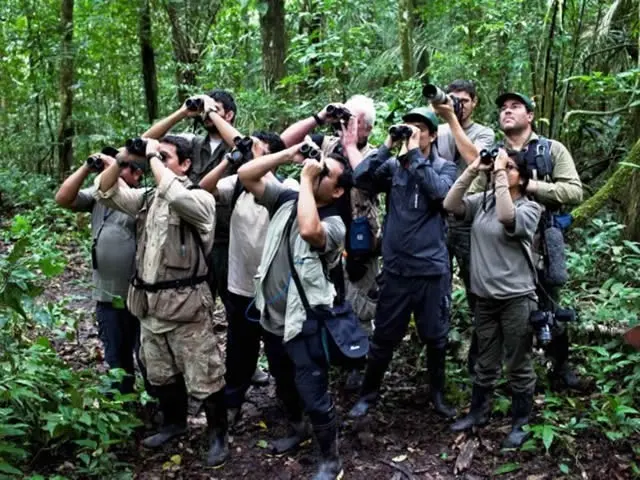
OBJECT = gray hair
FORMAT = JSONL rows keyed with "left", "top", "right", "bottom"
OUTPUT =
{"left": 345, "top": 94, "right": 376, "bottom": 128}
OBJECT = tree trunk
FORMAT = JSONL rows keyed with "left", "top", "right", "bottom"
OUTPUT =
{"left": 57, "top": 0, "right": 74, "bottom": 179}
{"left": 139, "top": 0, "right": 158, "bottom": 123}
{"left": 399, "top": 0, "right": 413, "bottom": 80}
{"left": 260, "top": 0, "right": 287, "bottom": 91}
{"left": 300, "top": 0, "right": 323, "bottom": 92}
{"left": 571, "top": 139, "right": 640, "bottom": 230}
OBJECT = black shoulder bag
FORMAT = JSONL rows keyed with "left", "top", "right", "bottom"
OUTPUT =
{"left": 284, "top": 204, "right": 369, "bottom": 366}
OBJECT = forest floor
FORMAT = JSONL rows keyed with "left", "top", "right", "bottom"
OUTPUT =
{"left": 43, "top": 250, "right": 637, "bottom": 480}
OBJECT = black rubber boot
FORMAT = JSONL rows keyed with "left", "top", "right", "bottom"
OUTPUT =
{"left": 451, "top": 384, "right": 492, "bottom": 432}
{"left": 142, "top": 378, "right": 188, "bottom": 448}
{"left": 347, "top": 354, "right": 389, "bottom": 419}
{"left": 547, "top": 331, "right": 580, "bottom": 390}
{"left": 271, "top": 418, "right": 312, "bottom": 454}
{"left": 311, "top": 413, "right": 343, "bottom": 480}
{"left": 502, "top": 390, "right": 534, "bottom": 448}
{"left": 203, "top": 391, "right": 230, "bottom": 467}
{"left": 427, "top": 347, "right": 457, "bottom": 418}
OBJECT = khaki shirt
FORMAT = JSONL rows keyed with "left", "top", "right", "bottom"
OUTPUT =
{"left": 470, "top": 132, "right": 583, "bottom": 208}
{"left": 93, "top": 171, "right": 216, "bottom": 333}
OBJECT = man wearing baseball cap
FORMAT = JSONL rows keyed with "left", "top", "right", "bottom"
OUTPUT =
{"left": 348, "top": 106, "right": 458, "bottom": 419}
{"left": 495, "top": 92, "right": 583, "bottom": 391}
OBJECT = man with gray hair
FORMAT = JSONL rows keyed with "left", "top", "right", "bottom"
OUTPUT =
{"left": 281, "top": 95, "right": 381, "bottom": 390}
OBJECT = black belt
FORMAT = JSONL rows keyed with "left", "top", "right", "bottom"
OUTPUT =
{"left": 131, "top": 273, "right": 208, "bottom": 293}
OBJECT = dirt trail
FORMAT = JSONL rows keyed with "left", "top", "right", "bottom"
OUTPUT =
{"left": 46, "top": 261, "right": 635, "bottom": 480}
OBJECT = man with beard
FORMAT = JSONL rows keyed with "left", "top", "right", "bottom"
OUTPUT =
{"left": 142, "top": 91, "right": 269, "bottom": 385}
{"left": 493, "top": 92, "right": 582, "bottom": 390}
{"left": 431, "top": 80, "right": 495, "bottom": 375}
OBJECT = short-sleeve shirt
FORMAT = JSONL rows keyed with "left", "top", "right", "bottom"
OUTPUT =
{"left": 463, "top": 192, "right": 542, "bottom": 300}
{"left": 258, "top": 181, "right": 345, "bottom": 336}
{"left": 74, "top": 187, "right": 136, "bottom": 302}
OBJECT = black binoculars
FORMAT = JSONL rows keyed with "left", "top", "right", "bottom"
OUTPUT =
{"left": 86, "top": 146, "right": 120, "bottom": 172}
{"left": 186, "top": 97, "right": 204, "bottom": 112}
{"left": 228, "top": 136, "right": 254, "bottom": 166}
{"left": 389, "top": 125, "right": 413, "bottom": 142}
{"left": 326, "top": 104, "right": 352, "bottom": 125}
{"left": 479, "top": 147, "right": 499, "bottom": 165}
{"left": 299, "top": 144, "right": 329, "bottom": 178}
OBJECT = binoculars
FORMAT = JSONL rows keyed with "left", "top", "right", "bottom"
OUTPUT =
{"left": 389, "top": 125, "right": 413, "bottom": 142}
{"left": 186, "top": 97, "right": 204, "bottom": 112}
{"left": 326, "top": 104, "right": 352, "bottom": 125}
{"left": 479, "top": 147, "right": 499, "bottom": 165}
{"left": 228, "top": 136, "right": 254, "bottom": 166}
{"left": 86, "top": 146, "right": 120, "bottom": 172}
{"left": 299, "top": 144, "right": 329, "bottom": 178}
{"left": 125, "top": 138, "right": 148, "bottom": 157}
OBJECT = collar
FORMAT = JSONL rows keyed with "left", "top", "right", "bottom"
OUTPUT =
{"left": 504, "top": 131, "right": 538, "bottom": 152}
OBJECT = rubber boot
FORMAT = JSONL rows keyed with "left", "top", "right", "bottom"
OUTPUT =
{"left": 311, "top": 413, "right": 343, "bottom": 480}
{"left": 271, "top": 418, "right": 312, "bottom": 454}
{"left": 547, "top": 331, "right": 580, "bottom": 390}
{"left": 502, "top": 390, "right": 534, "bottom": 448}
{"left": 203, "top": 391, "right": 230, "bottom": 467}
{"left": 347, "top": 354, "right": 389, "bottom": 419}
{"left": 427, "top": 347, "right": 457, "bottom": 418}
{"left": 142, "top": 378, "right": 188, "bottom": 448}
{"left": 451, "top": 384, "right": 492, "bottom": 432}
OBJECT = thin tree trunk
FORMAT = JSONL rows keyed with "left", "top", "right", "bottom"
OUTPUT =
{"left": 139, "top": 0, "right": 158, "bottom": 122}
{"left": 399, "top": 0, "right": 413, "bottom": 79}
{"left": 260, "top": 0, "right": 287, "bottom": 91}
{"left": 540, "top": 0, "right": 559, "bottom": 136}
{"left": 57, "top": 0, "right": 74, "bottom": 179}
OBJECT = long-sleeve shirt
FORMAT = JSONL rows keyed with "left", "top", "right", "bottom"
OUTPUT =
{"left": 353, "top": 145, "right": 457, "bottom": 277}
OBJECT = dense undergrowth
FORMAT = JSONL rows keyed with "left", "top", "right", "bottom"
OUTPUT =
{"left": 1, "top": 166, "right": 639, "bottom": 478}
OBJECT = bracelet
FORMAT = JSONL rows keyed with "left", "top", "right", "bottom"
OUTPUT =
{"left": 146, "top": 152, "right": 163, "bottom": 162}
{"left": 493, "top": 168, "right": 507, "bottom": 174}
{"left": 313, "top": 113, "right": 324, "bottom": 125}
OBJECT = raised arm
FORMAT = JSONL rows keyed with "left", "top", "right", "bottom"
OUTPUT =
{"left": 55, "top": 162, "right": 93, "bottom": 210}
{"left": 199, "top": 156, "right": 231, "bottom": 193}
{"left": 352, "top": 143, "right": 395, "bottom": 193}
{"left": 202, "top": 104, "right": 242, "bottom": 149}
{"left": 238, "top": 145, "right": 302, "bottom": 200}
{"left": 142, "top": 97, "right": 202, "bottom": 139}
{"left": 280, "top": 104, "right": 336, "bottom": 147}
{"left": 297, "top": 159, "right": 327, "bottom": 249}
{"left": 443, "top": 162, "right": 482, "bottom": 217}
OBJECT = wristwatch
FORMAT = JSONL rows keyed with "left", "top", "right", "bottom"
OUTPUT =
{"left": 146, "top": 152, "right": 163, "bottom": 162}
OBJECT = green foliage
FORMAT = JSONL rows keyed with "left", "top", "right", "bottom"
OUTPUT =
{"left": 0, "top": 340, "right": 140, "bottom": 477}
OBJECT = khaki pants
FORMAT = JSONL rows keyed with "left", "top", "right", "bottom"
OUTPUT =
{"left": 474, "top": 295, "right": 537, "bottom": 394}
{"left": 140, "top": 318, "right": 225, "bottom": 400}
{"left": 345, "top": 257, "right": 379, "bottom": 334}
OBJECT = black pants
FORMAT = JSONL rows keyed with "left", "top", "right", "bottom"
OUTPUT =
{"left": 224, "top": 292, "right": 262, "bottom": 408}
{"left": 96, "top": 301, "right": 145, "bottom": 394}
{"left": 371, "top": 271, "right": 451, "bottom": 363}
{"left": 262, "top": 328, "right": 333, "bottom": 426}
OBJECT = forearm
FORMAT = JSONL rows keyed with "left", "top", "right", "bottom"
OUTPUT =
{"left": 142, "top": 108, "right": 188, "bottom": 139}
{"left": 199, "top": 158, "right": 230, "bottom": 193}
{"left": 345, "top": 145, "right": 364, "bottom": 170}
{"left": 443, "top": 167, "right": 478, "bottom": 215}
{"left": 238, "top": 148, "right": 294, "bottom": 199}
{"left": 298, "top": 177, "right": 325, "bottom": 248}
{"left": 204, "top": 111, "right": 242, "bottom": 148}
{"left": 528, "top": 178, "right": 583, "bottom": 206}
{"left": 353, "top": 146, "right": 393, "bottom": 189}
{"left": 149, "top": 156, "right": 167, "bottom": 185}
{"left": 55, "top": 165, "right": 90, "bottom": 207}
{"left": 99, "top": 161, "right": 121, "bottom": 193}
{"left": 448, "top": 118, "right": 480, "bottom": 165}
{"left": 494, "top": 171, "right": 515, "bottom": 224}
{"left": 280, "top": 117, "right": 317, "bottom": 147}
{"left": 407, "top": 149, "right": 455, "bottom": 199}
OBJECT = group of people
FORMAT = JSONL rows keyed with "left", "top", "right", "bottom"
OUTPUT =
{"left": 55, "top": 79, "right": 583, "bottom": 480}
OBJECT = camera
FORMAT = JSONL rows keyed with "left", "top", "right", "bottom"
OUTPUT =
{"left": 479, "top": 147, "right": 499, "bottom": 165}
{"left": 299, "top": 144, "right": 329, "bottom": 178}
{"left": 422, "top": 84, "right": 463, "bottom": 121}
{"left": 389, "top": 125, "right": 413, "bottom": 142}
{"left": 185, "top": 97, "right": 204, "bottom": 112}
{"left": 86, "top": 146, "right": 120, "bottom": 172}
{"left": 326, "top": 104, "right": 352, "bottom": 127}
{"left": 227, "top": 136, "right": 254, "bottom": 166}
{"left": 125, "top": 138, "right": 148, "bottom": 157}
{"left": 529, "top": 308, "right": 576, "bottom": 346}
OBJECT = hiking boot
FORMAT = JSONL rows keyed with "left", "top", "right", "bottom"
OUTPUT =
{"left": 203, "top": 391, "right": 230, "bottom": 467}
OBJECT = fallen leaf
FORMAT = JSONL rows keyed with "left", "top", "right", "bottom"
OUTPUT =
{"left": 257, "top": 439, "right": 269, "bottom": 449}
{"left": 170, "top": 454, "right": 181, "bottom": 465}
{"left": 258, "top": 420, "right": 268, "bottom": 430}
{"left": 392, "top": 454, "right": 407, "bottom": 463}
